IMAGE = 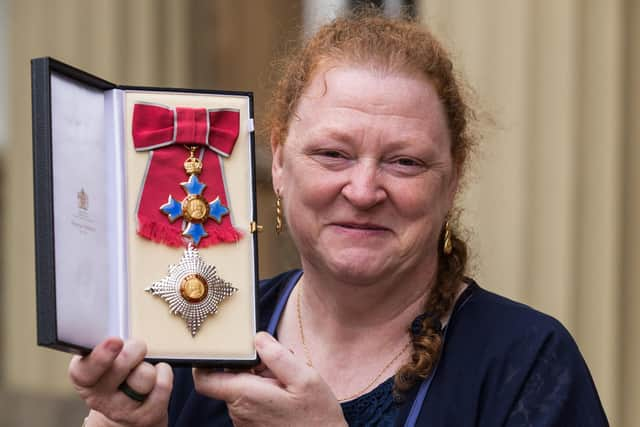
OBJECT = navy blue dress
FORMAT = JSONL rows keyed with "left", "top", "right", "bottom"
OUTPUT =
{"left": 168, "top": 271, "right": 608, "bottom": 426}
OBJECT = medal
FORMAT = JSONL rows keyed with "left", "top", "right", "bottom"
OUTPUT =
{"left": 131, "top": 104, "right": 241, "bottom": 336}
{"left": 145, "top": 244, "right": 237, "bottom": 336}
{"left": 159, "top": 147, "right": 230, "bottom": 245}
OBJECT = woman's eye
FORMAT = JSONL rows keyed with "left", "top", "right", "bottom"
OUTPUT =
{"left": 397, "top": 158, "right": 417, "bottom": 166}
{"left": 385, "top": 157, "right": 427, "bottom": 176}
{"left": 393, "top": 157, "right": 422, "bottom": 167}
{"left": 309, "top": 149, "right": 351, "bottom": 168}
{"left": 321, "top": 150, "right": 345, "bottom": 159}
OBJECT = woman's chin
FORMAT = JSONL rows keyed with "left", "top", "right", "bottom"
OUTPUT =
{"left": 322, "top": 253, "right": 393, "bottom": 285}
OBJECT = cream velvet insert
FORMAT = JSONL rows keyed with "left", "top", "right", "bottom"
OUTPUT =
{"left": 124, "top": 91, "right": 256, "bottom": 360}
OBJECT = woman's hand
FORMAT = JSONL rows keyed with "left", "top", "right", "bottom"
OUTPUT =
{"left": 193, "top": 332, "right": 347, "bottom": 427}
{"left": 68, "top": 337, "right": 173, "bottom": 427}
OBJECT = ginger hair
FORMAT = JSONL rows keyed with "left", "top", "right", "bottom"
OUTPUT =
{"left": 268, "top": 8, "right": 474, "bottom": 394}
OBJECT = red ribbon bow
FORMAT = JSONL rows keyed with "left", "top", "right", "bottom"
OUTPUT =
{"left": 132, "top": 103, "right": 242, "bottom": 247}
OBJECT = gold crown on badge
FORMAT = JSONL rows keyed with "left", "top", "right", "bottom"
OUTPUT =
{"left": 184, "top": 152, "right": 203, "bottom": 175}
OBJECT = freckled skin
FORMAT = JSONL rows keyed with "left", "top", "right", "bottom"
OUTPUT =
{"left": 272, "top": 64, "right": 458, "bottom": 286}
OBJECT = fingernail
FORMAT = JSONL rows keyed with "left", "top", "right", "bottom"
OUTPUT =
{"left": 105, "top": 339, "right": 123, "bottom": 354}
{"left": 255, "top": 332, "right": 276, "bottom": 349}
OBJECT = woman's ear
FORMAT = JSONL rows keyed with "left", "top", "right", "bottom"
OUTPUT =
{"left": 271, "top": 132, "right": 284, "bottom": 194}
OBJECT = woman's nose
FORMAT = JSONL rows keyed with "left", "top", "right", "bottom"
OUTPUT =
{"left": 340, "top": 161, "right": 387, "bottom": 209}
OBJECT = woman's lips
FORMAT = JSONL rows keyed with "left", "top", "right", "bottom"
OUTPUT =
{"left": 330, "top": 222, "right": 390, "bottom": 235}
{"left": 337, "top": 222, "right": 387, "bottom": 230}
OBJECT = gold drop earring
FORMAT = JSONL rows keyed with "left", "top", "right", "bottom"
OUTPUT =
{"left": 275, "top": 191, "right": 283, "bottom": 234}
{"left": 443, "top": 220, "right": 453, "bottom": 255}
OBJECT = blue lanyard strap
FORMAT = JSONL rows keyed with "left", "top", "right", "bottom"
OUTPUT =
{"left": 266, "top": 270, "right": 302, "bottom": 335}
{"left": 403, "top": 288, "right": 475, "bottom": 427}
{"left": 403, "top": 348, "right": 441, "bottom": 427}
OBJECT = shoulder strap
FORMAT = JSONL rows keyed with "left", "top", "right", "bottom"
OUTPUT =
{"left": 266, "top": 270, "right": 303, "bottom": 335}
{"left": 403, "top": 357, "right": 439, "bottom": 426}
{"left": 403, "top": 284, "right": 476, "bottom": 427}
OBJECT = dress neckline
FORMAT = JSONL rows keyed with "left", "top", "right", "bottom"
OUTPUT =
{"left": 269, "top": 271, "right": 478, "bottom": 337}
{"left": 264, "top": 271, "right": 479, "bottom": 426}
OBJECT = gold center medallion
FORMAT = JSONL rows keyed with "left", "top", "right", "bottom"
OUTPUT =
{"left": 180, "top": 274, "right": 208, "bottom": 303}
{"left": 182, "top": 195, "right": 209, "bottom": 223}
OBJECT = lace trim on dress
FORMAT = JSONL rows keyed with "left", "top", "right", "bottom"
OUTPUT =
{"left": 341, "top": 377, "right": 397, "bottom": 427}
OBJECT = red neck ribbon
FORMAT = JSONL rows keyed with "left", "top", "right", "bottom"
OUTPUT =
{"left": 132, "top": 103, "right": 242, "bottom": 247}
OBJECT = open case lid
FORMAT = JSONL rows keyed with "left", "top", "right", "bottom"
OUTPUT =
{"left": 32, "top": 57, "right": 260, "bottom": 366}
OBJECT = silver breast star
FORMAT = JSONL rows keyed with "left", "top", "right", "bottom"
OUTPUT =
{"left": 145, "top": 245, "right": 237, "bottom": 336}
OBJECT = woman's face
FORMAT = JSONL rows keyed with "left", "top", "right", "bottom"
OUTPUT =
{"left": 272, "top": 64, "right": 458, "bottom": 284}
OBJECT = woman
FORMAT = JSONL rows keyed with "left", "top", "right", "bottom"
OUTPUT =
{"left": 70, "top": 11, "right": 608, "bottom": 427}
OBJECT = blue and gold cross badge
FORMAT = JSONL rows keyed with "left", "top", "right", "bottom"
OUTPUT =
{"left": 160, "top": 173, "right": 230, "bottom": 246}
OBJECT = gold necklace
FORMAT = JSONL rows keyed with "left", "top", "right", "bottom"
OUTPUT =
{"left": 296, "top": 286, "right": 412, "bottom": 402}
